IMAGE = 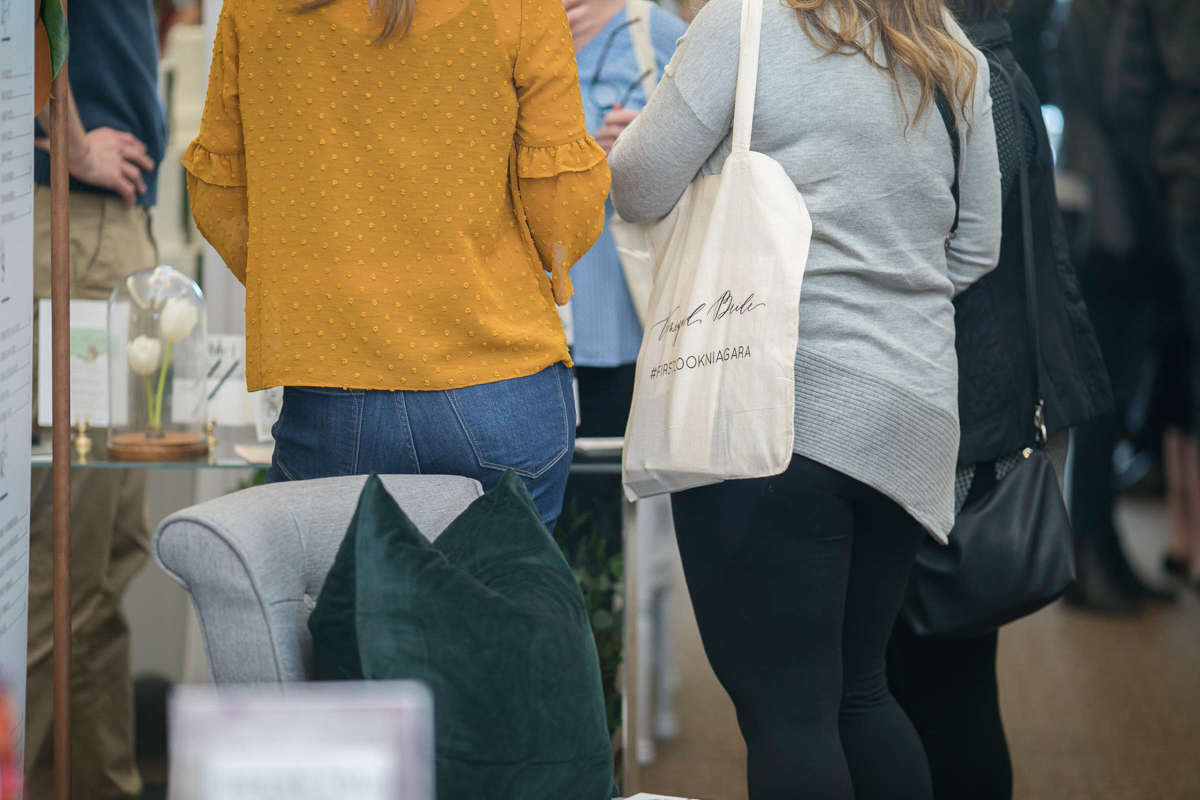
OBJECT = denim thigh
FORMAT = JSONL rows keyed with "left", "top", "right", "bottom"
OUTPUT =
{"left": 407, "top": 363, "right": 576, "bottom": 529}
{"left": 266, "top": 387, "right": 365, "bottom": 483}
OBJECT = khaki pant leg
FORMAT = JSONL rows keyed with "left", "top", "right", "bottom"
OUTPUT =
{"left": 25, "top": 470, "right": 148, "bottom": 800}
{"left": 26, "top": 188, "right": 156, "bottom": 800}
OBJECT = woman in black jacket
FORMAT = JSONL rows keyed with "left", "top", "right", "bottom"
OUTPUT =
{"left": 885, "top": 1, "right": 1113, "bottom": 797}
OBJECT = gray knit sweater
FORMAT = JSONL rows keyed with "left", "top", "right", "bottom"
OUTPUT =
{"left": 609, "top": 0, "right": 1002, "bottom": 541}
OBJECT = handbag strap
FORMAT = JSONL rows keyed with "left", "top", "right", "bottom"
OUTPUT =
{"left": 935, "top": 90, "right": 961, "bottom": 250}
{"left": 626, "top": 0, "right": 660, "bottom": 98}
{"left": 990, "top": 52, "right": 1048, "bottom": 445}
{"left": 731, "top": 0, "right": 763, "bottom": 154}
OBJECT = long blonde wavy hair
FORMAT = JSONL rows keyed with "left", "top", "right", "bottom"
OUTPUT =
{"left": 786, "top": 0, "right": 978, "bottom": 127}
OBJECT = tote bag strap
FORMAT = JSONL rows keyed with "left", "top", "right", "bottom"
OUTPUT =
{"left": 731, "top": 0, "right": 763, "bottom": 154}
{"left": 626, "top": 0, "right": 660, "bottom": 98}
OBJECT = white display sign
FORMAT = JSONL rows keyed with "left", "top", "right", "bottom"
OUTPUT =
{"left": 200, "top": 334, "right": 253, "bottom": 427}
{"left": 0, "top": 0, "right": 37, "bottom": 767}
{"left": 170, "top": 682, "right": 435, "bottom": 800}
{"left": 36, "top": 298, "right": 109, "bottom": 427}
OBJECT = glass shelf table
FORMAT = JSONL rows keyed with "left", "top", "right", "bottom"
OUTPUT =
{"left": 31, "top": 426, "right": 624, "bottom": 474}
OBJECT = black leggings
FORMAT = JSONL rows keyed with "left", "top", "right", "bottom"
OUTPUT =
{"left": 558, "top": 365, "right": 637, "bottom": 553}
{"left": 887, "top": 623, "right": 1012, "bottom": 800}
{"left": 671, "top": 456, "right": 933, "bottom": 800}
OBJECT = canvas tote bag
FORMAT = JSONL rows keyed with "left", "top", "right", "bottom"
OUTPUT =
{"left": 610, "top": 0, "right": 660, "bottom": 323}
{"left": 622, "top": 0, "right": 812, "bottom": 500}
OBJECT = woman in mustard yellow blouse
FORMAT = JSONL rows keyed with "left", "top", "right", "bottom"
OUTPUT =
{"left": 185, "top": 0, "right": 610, "bottom": 528}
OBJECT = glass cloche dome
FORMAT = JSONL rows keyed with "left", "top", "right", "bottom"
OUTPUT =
{"left": 107, "top": 266, "right": 209, "bottom": 461}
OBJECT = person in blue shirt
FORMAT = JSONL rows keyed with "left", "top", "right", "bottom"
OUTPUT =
{"left": 560, "top": 0, "right": 687, "bottom": 769}
{"left": 564, "top": 0, "right": 686, "bottom": 427}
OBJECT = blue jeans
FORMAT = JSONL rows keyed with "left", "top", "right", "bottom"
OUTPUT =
{"left": 266, "top": 363, "right": 576, "bottom": 530}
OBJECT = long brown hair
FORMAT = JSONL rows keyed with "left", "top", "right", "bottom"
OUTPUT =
{"left": 300, "top": 0, "right": 414, "bottom": 40}
{"left": 785, "top": 0, "right": 978, "bottom": 127}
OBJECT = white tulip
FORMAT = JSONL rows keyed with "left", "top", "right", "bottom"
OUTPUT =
{"left": 127, "top": 336, "right": 163, "bottom": 376}
{"left": 160, "top": 296, "right": 200, "bottom": 343}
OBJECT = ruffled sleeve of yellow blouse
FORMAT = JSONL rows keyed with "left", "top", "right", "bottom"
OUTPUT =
{"left": 512, "top": 0, "right": 611, "bottom": 305}
{"left": 182, "top": 8, "right": 249, "bottom": 284}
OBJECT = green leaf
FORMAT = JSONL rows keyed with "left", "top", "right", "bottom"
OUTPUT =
{"left": 590, "top": 608, "right": 613, "bottom": 632}
{"left": 234, "top": 468, "right": 267, "bottom": 492}
{"left": 41, "top": 0, "right": 69, "bottom": 79}
{"left": 606, "top": 694, "right": 623, "bottom": 736}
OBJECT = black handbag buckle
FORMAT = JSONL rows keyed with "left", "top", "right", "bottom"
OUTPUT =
{"left": 1033, "top": 400, "right": 1047, "bottom": 445}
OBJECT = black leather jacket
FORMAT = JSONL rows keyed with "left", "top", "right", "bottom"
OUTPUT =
{"left": 1062, "top": 0, "right": 1200, "bottom": 229}
{"left": 954, "top": 17, "right": 1114, "bottom": 467}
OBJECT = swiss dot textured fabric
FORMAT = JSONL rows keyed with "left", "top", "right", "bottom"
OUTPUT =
{"left": 988, "top": 64, "right": 1036, "bottom": 205}
{"left": 184, "top": 0, "right": 610, "bottom": 391}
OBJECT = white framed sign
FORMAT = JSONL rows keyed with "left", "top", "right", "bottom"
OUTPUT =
{"left": 36, "top": 298, "right": 109, "bottom": 427}
{"left": 194, "top": 334, "right": 253, "bottom": 427}
{"left": 0, "top": 0, "right": 37, "bottom": 768}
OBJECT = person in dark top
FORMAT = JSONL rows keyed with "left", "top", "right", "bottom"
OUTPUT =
{"left": 33, "top": 0, "right": 166, "bottom": 206}
{"left": 27, "top": 2, "right": 165, "bottom": 798}
{"left": 1060, "top": 0, "right": 1200, "bottom": 609}
{"left": 886, "top": 0, "right": 1113, "bottom": 796}
{"left": 1005, "top": 0, "right": 1056, "bottom": 100}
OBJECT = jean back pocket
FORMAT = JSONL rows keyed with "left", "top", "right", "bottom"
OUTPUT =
{"left": 446, "top": 365, "right": 573, "bottom": 479}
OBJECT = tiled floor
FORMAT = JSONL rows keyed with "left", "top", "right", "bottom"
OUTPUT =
{"left": 639, "top": 498, "right": 1200, "bottom": 799}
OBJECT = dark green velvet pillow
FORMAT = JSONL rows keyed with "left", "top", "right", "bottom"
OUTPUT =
{"left": 308, "top": 471, "right": 613, "bottom": 800}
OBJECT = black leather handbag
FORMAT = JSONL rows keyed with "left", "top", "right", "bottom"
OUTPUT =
{"left": 902, "top": 61, "right": 1076, "bottom": 640}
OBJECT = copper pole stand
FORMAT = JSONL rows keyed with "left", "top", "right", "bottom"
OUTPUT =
{"left": 49, "top": 64, "right": 73, "bottom": 800}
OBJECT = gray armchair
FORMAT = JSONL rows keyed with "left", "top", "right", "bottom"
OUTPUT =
{"left": 153, "top": 474, "right": 483, "bottom": 683}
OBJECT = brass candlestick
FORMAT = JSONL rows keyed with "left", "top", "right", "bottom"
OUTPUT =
{"left": 73, "top": 417, "right": 93, "bottom": 461}
{"left": 206, "top": 418, "right": 218, "bottom": 452}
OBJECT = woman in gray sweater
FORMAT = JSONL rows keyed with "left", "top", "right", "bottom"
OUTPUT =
{"left": 608, "top": 0, "right": 1001, "bottom": 796}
